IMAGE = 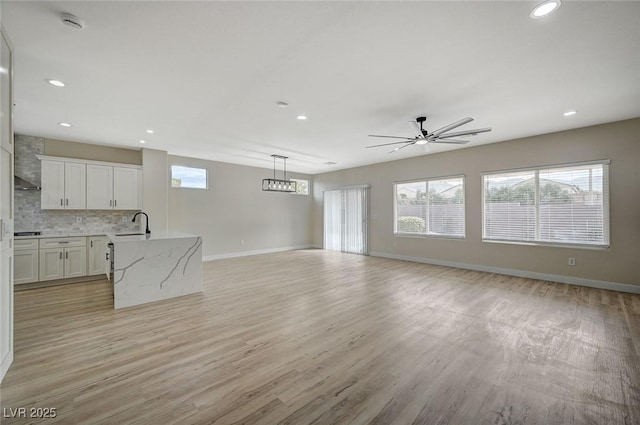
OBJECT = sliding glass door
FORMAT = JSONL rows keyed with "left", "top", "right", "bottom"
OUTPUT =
{"left": 323, "top": 187, "right": 369, "bottom": 255}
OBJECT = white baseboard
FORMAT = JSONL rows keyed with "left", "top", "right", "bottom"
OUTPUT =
{"left": 1, "top": 351, "right": 13, "bottom": 383}
{"left": 311, "top": 243, "right": 322, "bottom": 249}
{"left": 203, "top": 245, "right": 313, "bottom": 262}
{"left": 369, "top": 251, "right": 640, "bottom": 295}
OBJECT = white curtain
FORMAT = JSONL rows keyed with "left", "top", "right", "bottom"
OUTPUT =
{"left": 323, "top": 187, "right": 368, "bottom": 255}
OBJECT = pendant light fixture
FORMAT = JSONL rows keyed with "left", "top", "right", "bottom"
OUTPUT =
{"left": 262, "top": 154, "right": 297, "bottom": 193}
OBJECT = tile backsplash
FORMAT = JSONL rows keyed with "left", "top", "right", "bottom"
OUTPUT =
{"left": 14, "top": 134, "right": 141, "bottom": 234}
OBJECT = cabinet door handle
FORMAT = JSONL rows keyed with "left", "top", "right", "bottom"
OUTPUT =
{"left": 60, "top": 199, "right": 63, "bottom": 206}
{"left": 59, "top": 252, "right": 62, "bottom": 260}
{"left": 110, "top": 200, "right": 113, "bottom": 207}
{"left": 58, "top": 241, "right": 69, "bottom": 244}
{"left": 65, "top": 251, "right": 68, "bottom": 259}
{"left": 66, "top": 199, "right": 69, "bottom": 206}
{"left": 91, "top": 240, "right": 93, "bottom": 248}
{"left": 114, "top": 200, "right": 117, "bottom": 207}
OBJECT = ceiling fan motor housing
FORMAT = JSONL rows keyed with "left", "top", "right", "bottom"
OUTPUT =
{"left": 416, "top": 116, "right": 428, "bottom": 136}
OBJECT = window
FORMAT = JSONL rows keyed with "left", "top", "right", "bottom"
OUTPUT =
{"left": 291, "top": 178, "right": 309, "bottom": 195}
{"left": 171, "top": 165, "right": 207, "bottom": 189}
{"left": 394, "top": 176, "right": 465, "bottom": 238}
{"left": 483, "top": 161, "right": 609, "bottom": 247}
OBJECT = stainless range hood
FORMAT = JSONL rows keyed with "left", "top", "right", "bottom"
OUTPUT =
{"left": 14, "top": 175, "right": 41, "bottom": 191}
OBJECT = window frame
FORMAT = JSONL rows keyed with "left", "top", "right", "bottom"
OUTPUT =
{"left": 170, "top": 164, "right": 209, "bottom": 190}
{"left": 481, "top": 160, "right": 610, "bottom": 249}
{"left": 393, "top": 174, "right": 466, "bottom": 240}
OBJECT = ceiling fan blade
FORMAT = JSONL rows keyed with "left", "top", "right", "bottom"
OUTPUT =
{"left": 366, "top": 140, "right": 414, "bottom": 148}
{"left": 388, "top": 142, "right": 415, "bottom": 153}
{"left": 430, "top": 139, "right": 470, "bottom": 144}
{"left": 438, "top": 127, "right": 492, "bottom": 138}
{"left": 431, "top": 117, "right": 474, "bottom": 137}
{"left": 368, "top": 134, "right": 414, "bottom": 140}
{"left": 408, "top": 121, "right": 424, "bottom": 139}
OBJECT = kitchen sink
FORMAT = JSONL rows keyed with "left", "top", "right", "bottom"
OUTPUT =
{"left": 115, "top": 232, "right": 145, "bottom": 236}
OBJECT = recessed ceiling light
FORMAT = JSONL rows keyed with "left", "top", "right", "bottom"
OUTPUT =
{"left": 58, "top": 122, "right": 72, "bottom": 127}
{"left": 530, "top": 0, "right": 561, "bottom": 19}
{"left": 46, "top": 79, "right": 65, "bottom": 87}
{"left": 563, "top": 110, "right": 577, "bottom": 117}
{"left": 139, "top": 140, "right": 146, "bottom": 144}
{"left": 276, "top": 101, "right": 288, "bottom": 108}
{"left": 146, "top": 129, "right": 154, "bottom": 134}
{"left": 296, "top": 115, "right": 307, "bottom": 120}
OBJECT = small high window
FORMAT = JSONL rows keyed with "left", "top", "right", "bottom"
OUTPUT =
{"left": 292, "top": 178, "right": 310, "bottom": 195}
{"left": 171, "top": 165, "right": 207, "bottom": 189}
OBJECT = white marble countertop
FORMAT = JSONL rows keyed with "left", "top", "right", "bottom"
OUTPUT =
{"left": 14, "top": 232, "right": 110, "bottom": 240}
{"left": 106, "top": 231, "right": 200, "bottom": 243}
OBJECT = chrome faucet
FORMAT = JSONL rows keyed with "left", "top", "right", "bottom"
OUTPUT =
{"left": 132, "top": 211, "right": 151, "bottom": 234}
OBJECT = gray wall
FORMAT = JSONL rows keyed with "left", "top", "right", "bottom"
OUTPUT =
{"left": 142, "top": 148, "right": 169, "bottom": 232}
{"left": 168, "top": 155, "right": 313, "bottom": 258}
{"left": 312, "top": 118, "right": 640, "bottom": 287}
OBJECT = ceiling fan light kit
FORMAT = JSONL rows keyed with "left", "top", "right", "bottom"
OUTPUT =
{"left": 366, "top": 116, "right": 492, "bottom": 153}
{"left": 262, "top": 154, "right": 297, "bottom": 193}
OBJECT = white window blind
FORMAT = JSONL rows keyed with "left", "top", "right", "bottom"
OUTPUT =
{"left": 483, "top": 162, "right": 609, "bottom": 247}
{"left": 394, "top": 176, "right": 465, "bottom": 238}
{"left": 323, "top": 187, "right": 368, "bottom": 255}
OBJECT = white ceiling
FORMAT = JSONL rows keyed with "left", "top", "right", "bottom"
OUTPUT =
{"left": 3, "top": 1, "right": 640, "bottom": 174}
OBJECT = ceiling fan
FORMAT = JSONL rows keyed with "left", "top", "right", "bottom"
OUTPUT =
{"left": 366, "top": 116, "right": 491, "bottom": 153}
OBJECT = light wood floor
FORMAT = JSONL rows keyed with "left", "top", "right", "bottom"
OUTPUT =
{"left": 1, "top": 250, "right": 639, "bottom": 424}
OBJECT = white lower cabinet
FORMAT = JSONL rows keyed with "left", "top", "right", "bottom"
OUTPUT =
{"left": 65, "top": 247, "right": 87, "bottom": 278}
{"left": 38, "top": 237, "right": 87, "bottom": 282}
{"left": 14, "top": 239, "right": 39, "bottom": 285}
{"left": 14, "top": 250, "right": 38, "bottom": 284}
{"left": 88, "top": 236, "right": 108, "bottom": 276}
{"left": 39, "top": 249, "right": 64, "bottom": 281}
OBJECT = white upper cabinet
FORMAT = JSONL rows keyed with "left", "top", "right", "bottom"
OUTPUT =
{"left": 64, "top": 162, "right": 86, "bottom": 209}
{"left": 86, "top": 165, "right": 114, "bottom": 209}
{"left": 41, "top": 160, "right": 66, "bottom": 209}
{"left": 86, "top": 165, "right": 139, "bottom": 210}
{"left": 113, "top": 167, "right": 139, "bottom": 210}
{"left": 39, "top": 156, "right": 142, "bottom": 211}
{"left": 41, "top": 160, "right": 86, "bottom": 209}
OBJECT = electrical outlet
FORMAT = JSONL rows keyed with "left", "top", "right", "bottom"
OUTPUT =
{"left": 122, "top": 216, "right": 128, "bottom": 222}
{"left": 76, "top": 216, "right": 82, "bottom": 223}
{"left": 568, "top": 258, "right": 576, "bottom": 266}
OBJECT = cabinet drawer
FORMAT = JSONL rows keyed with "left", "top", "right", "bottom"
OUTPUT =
{"left": 15, "top": 238, "right": 39, "bottom": 250}
{"left": 39, "top": 237, "right": 87, "bottom": 249}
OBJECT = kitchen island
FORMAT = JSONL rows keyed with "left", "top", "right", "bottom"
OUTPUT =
{"left": 107, "top": 231, "right": 202, "bottom": 309}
